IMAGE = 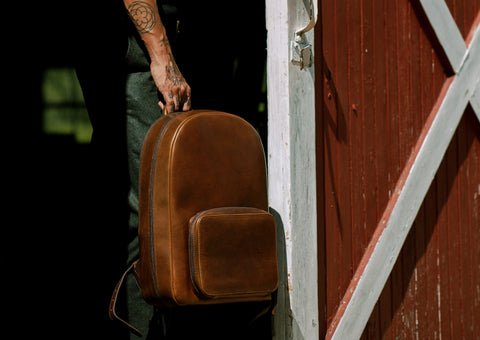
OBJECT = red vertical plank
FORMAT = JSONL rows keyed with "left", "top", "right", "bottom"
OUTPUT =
{"left": 362, "top": 0, "right": 381, "bottom": 335}
{"left": 314, "top": 3, "right": 327, "bottom": 337}
{"left": 416, "top": 7, "right": 438, "bottom": 337}
{"left": 373, "top": 0, "right": 394, "bottom": 336}
{"left": 403, "top": 5, "right": 426, "bottom": 334}
{"left": 390, "top": 258, "right": 406, "bottom": 339}
{"left": 396, "top": 0, "right": 412, "bottom": 165}
{"left": 334, "top": 0, "right": 354, "bottom": 319}
{"left": 321, "top": 0, "right": 342, "bottom": 327}
{"left": 373, "top": 0, "right": 390, "bottom": 214}
{"left": 386, "top": 1, "right": 404, "bottom": 338}
{"left": 362, "top": 0, "right": 379, "bottom": 257}
{"left": 457, "top": 112, "right": 474, "bottom": 339}
{"left": 415, "top": 4, "right": 439, "bottom": 336}
{"left": 403, "top": 224, "right": 419, "bottom": 338}
{"left": 398, "top": 2, "right": 417, "bottom": 337}
{"left": 413, "top": 202, "right": 428, "bottom": 339}
{"left": 467, "top": 110, "right": 480, "bottom": 338}
{"left": 348, "top": 0, "right": 366, "bottom": 273}
{"left": 465, "top": 0, "right": 479, "bottom": 36}
{"left": 454, "top": 0, "right": 467, "bottom": 38}
{"left": 446, "top": 132, "right": 464, "bottom": 337}
{"left": 436, "top": 157, "right": 453, "bottom": 338}
{"left": 429, "top": 9, "right": 452, "bottom": 333}
{"left": 386, "top": 0, "right": 401, "bottom": 185}
{"left": 391, "top": 0, "right": 411, "bottom": 327}
{"left": 424, "top": 181, "right": 441, "bottom": 339}
{"left": 409, "top": 3, "right": 425, "bottom": 160}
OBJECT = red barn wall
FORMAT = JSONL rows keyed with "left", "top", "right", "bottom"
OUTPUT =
{"left": 315, "top": 0, "right": 480, "bottom": 338}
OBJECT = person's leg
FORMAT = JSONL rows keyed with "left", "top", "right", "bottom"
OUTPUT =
{"left": 123, "top": 31, "right": 164, "bottom": 339}
{"left": 73, "top": 2, "right": 166, "bottom": 338}
{"left": 77, "top": 28, "right": 164, "bottom": 340}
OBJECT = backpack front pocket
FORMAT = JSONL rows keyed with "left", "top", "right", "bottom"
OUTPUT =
{"left": 188, "top": 207, "right": 278, "bottom": 300}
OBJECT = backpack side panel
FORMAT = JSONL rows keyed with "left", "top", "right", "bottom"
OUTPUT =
{"left": 136, "top": 113, "right": 179, "bottom": 305}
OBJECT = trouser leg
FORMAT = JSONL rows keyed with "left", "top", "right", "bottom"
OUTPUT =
{"left": 75, "top": 27, "right": 162, "bottom": 339}
{"left": 123, "top": 33, "right": 164, "bottom": 339}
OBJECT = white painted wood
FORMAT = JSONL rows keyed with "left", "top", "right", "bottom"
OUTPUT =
{"left": 266, "top": 0, "right": 318, "bottom": 339}
{"left": 419, "top": 0, "right": 467, "bottom": 72}
{"left": 266, "top": 1, "right": 292, "bottom": 338}
{"left": 329, "top": 14, "right": 480, "bottom": 340}
{"left": 470, "top": 81, "right": 480, "bottom": 122}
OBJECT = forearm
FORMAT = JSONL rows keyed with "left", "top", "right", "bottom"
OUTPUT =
{"left": 123, "top": 0, "right": 171, "bottom": 63}
{"left": 123, "top": 0, "right": 191, "bottom": 112}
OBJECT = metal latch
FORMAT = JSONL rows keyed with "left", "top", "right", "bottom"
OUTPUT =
{"left": 291, "top": 39, "right": 312, "bottom": 70}
{"left": 291, "top": 0, "right": 318, "bottom": 69}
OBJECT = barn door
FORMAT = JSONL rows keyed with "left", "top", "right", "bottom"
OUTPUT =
{"left": 316, "top": 0, "right": 480, "bottom": 339}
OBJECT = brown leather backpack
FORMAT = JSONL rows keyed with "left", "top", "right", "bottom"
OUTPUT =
{"left": 109, "top": 110, "right": 278, "bottom": 335}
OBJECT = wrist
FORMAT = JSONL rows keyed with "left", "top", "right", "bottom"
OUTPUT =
{"left": 143, "top": 35, "right": 173, "bottom": 64}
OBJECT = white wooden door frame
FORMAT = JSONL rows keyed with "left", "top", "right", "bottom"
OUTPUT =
{"left": 266, "top": 0, "right": 319, "bottom": 339}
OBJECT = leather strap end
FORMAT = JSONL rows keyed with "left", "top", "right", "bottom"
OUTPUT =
{"left": 109, "top": 261, "right": 143, "bottom": 337}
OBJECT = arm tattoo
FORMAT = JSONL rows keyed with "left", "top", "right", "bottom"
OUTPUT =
{"left": 127, "top": 1, "right": 156, "bottom": 34}
{"left": 165, "top": 53, "right": 186, "bottom": 86}
{"left": 166, "top": 64, "right": 185, "bottom": 86}
{"left": 158, "top": 38, "right": 170, "bottom": 48}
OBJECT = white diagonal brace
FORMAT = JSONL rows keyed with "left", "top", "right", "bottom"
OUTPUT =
{"left": 419, "top": 0, "right": 467, "bottom": 72}
{"left": 470, "top": 80, "right": 480, "bottom": 122}
{"left": 327, "top": 10, "right": 480, "bottom": 340}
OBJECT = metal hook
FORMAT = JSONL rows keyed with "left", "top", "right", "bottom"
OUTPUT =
{"left": 295, "top": 0, "right": 318, "bottom": 41}
{"left": 291, "top": 0, "right": 318, "bottom": 69}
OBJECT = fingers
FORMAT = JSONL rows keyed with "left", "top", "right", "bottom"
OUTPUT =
{"left": 160, "top": 85, "right": 191, "bottom": 114}
{"left": 166, "top": 92, "right": 178, "bottom": 112}
{"left": 150, "top": 59, "right": 191, "bottom": 114}
{"left": 182, "top": 86, "right": 192, "bottom": 112}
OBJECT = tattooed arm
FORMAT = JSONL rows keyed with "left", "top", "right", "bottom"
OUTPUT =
{"left": 124, "top": 0, "right": 191, "bottom": 113}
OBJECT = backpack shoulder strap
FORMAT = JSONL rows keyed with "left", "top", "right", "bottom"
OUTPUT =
{"left": 108, "top": 261, "right": 143, "bottom": 337}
